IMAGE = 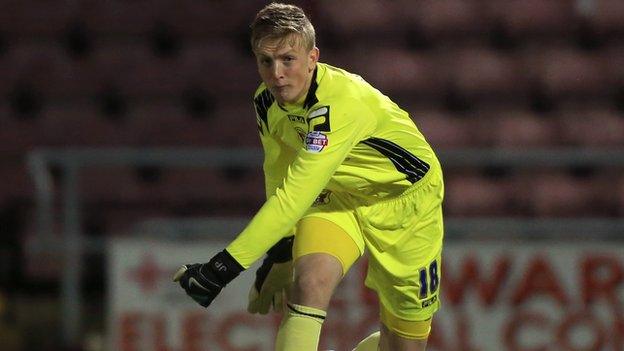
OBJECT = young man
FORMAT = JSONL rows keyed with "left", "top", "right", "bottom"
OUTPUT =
{"left": 174, "top": 3, "right": 444, "bottom": 351}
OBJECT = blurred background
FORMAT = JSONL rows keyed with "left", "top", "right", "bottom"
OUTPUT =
{"left": 1, "top": 0, "right": 624, "bottom": 350}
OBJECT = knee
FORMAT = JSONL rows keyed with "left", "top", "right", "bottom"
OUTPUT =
{"left": 293, "top": 270, "right": 334, "bottom": 299}
{"left": 290, "top": 254, "right": 343, "bottom": 309}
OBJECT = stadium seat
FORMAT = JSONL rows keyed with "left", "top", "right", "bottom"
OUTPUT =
{"left": 317, "top": 0, "right": 400, "bottom": 46}
{"left": 38, "top": 102, "right": 133, "bottom": 146}
{"left": 580, "top": 0, "right": 624, "bottom": 33}
{"left": 0, "top": 103, "right": 41, "bottom": 151}
{"left": 521, "top": 171, "right": 593, "bottom": 217}
{"left": 525, "top": 46, "right": 609, "bottom": 99}
{"left": 477, "top": 109, "right": 559, "bottom": 148}
{"left": 91, "top": 45, "right": 189, "bottom": 98}
{"left": 601, "top": 42, "right": 624, "bottom": 86}
{"left": 179, "top": 43, "right": 259, "bottom": 96}
{"left": 557, "top": 107, "right": 624, "bottom": 146}
{"left": 127, "top": 102, "right": 208, "bottom": 146}
{"left": 586, "top": 172, "right": 622, "bottom": 216}
{"left": 211, "top": 103, "right": 261, "bottom": 147}
{"left": 78, "top": 0, "right": 166, "bottom": 35}
{"left": 409, "top": 108, "right": 475, "bottom": 148}
{"left": 167, "top": 0, "right": 263, "bottom": 38}
{"left": 79, "top": 166, "right": 148, "bottom": 203}
{"left": 350, "top": 48, "right": 441, "bottom": 97}
{"left": 444, "top": 172, "right": 510, "bottom": 216}
{"left": 2, "top": 44, "right": 96, "bottom": 99}
{"left": 162, "top": 168, "right": 264, "bottom": 203}
{"left": 1, "top": 0, "right": 75, "bottom": 35}
{"left": 394, "top": 0, "right": 486, "bottom": 39}
{"left": 0, "top": 164, "right": 34, "bottom": 202}
{"left": 617, "top": 175, "right": 624, "bottom": 216}
{"left": 484, "top": 0, "right": 577, "bottom": 37}
{"left": 450, "top": 46, "right": 525, "bottom": 103}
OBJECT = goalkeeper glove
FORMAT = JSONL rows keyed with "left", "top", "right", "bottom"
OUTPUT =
{"left": 173, "top": 249, "right": 244, "bottom": 308}
{"left": 247, "top": 236, "right": 294, "bottom": 314}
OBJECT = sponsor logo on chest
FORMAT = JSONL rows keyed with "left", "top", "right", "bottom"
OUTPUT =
{"left": 288, "top": 115, "right": 306, "bottom": 124}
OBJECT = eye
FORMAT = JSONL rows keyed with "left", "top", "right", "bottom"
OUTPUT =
{"left": 259, "top": 58, "right": 271, "bottom": 67}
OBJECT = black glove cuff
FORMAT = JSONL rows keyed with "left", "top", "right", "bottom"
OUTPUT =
{"left": 266, "top": 236, "right": 294, "bottom": 263}
{"left": 202, "top": 249, "right": 245, "bottom": 286}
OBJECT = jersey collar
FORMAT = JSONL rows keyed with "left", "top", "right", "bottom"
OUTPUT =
{"left": 302, "top": 67, "right": 319, "bottom": 110}
{"left": 278, "top": 64, "right": 323, "bottom": 112}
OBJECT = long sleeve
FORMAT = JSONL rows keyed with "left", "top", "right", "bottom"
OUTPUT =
{"left": 226, "top": 101, "right": 376, "bottom": 268}
{"left": 260, "top": 130, "right": 296, "bottom": 199}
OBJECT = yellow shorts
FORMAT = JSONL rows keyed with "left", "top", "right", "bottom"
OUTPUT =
{"left": 295, "top": 163, "right": 444, "bottom": 336}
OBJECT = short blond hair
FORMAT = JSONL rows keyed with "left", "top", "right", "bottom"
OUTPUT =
{"left": 250, "top": 3, "right": 316, "bottom": 51}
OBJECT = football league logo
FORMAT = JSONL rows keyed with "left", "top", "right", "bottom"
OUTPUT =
{"left": 305, "top": 131, "right": 328, "bottom": 153}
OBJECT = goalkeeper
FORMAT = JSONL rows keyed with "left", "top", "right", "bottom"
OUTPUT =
{"left": 174, "top": 3, "right": 444, "bottom": 351}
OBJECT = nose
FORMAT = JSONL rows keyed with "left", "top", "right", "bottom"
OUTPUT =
{"left": 272, "top": 62, "right": 284, "bottom": 80}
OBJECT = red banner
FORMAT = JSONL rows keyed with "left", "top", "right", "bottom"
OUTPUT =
{"left": 108, "top": 239, "right": 624, "bottom": 351}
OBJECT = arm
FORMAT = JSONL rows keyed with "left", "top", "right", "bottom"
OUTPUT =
{"left": 175, "top": 101, "right": 376, "bottom": 308}
{"left": 227, "top": 102, "right": 376, "bottom": 268}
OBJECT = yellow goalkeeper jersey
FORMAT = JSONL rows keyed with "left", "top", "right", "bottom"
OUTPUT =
{"left": 226, "top": 62, "right": 439, "bottom": 268}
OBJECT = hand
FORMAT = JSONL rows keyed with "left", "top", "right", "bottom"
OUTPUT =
{"left": 173, "top": 250, "right": 244, "bottom": 308}
{"left": 247, "top": 236, "right": 294, "bottom": 314}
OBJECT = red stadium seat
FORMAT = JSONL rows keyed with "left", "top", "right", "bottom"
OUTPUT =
{"left": 0, "top": 163, "right": 34, "bottom": 202}
{"left": 38, "top": 103, "right": 133, "bottom": 146}
{"left": 80, "top": 166, "right": 148, "bottom": 203}
{"left": 162, "top": 168, "right": 264, "bottom": 204}
{"left": 450, "top": 46, "right": 525, "bottom": 101}
{"left": 319, "top": 0, "right": 397, "bottom": 34}
{"left": 127, "top": 102, "right": 211, "bottom": 146}
{"left": 351, "top": 48, "right": 442, "bottom": 97}
{"left": 520, "top": 171, "right": 593, "bottom": 217}
{"left": 477, "top": 109, "right": 559, "bottom": 148}
{"left": 2, "top": 43, "right": 99, "bottom": 99}
{"left": 167, "top": 0, "right": 264, "bottom": 38}
{"left": 580, "top": 0, "right": 624, "bottom": 33}
{"left": 0, "top": 0, "right": 75, "bottom": 35}
{"left": 0, "top": 103, "right": 40, "bottom": 151}
{"left": 525, "top": 46, "right": 610, "bottom": 99}
{"left": 394, "top": 0, "right": 486, "bottom": 38}
{"left": 444, "top": 172, "right": 510, "bottom": 216}
{"left": 78, "top": 0, "right": 166, "bottom": 35}
{"left": 484, "top": 0, "right": 577, "bottom": 37}
{"left": 211, "top": 103, "right": 261, "bottom": 147}
{"left": 557, "top": 107, "right": 624, "bottom": 147}
{"left": 409, "top": 108, "right": 475, "bottom": 148}
{"left": 587, "top": 172, "right": 621, "bottom": 216}
{"left": 317, "top": 0, "right": 401, "bottom": 47}
{"left": 179, "top": 43, "right": 259, "bottom": 96}
{"left": 91, "top": 45, "right": 189, "bottom": 97}
{"left": 617, "top": 175, "right": 624, "bottom": 216}
{"left": 600, "top": 42, "right": 624, "bottom": 86}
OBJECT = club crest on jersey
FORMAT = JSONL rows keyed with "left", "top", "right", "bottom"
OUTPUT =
{"left": 312, "top": 190, "right": 332, "bottom": 206}
{"left": 305, "top": 131, "right": 328, "bottom": 153}
{"left": 295, "top": 127, "right": 307, "bottom": 142}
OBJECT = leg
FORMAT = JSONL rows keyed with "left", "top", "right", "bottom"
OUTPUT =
{"left": 289, "top": 252, "right": 343, "bottom": 309}
{"left": 352, "top": 331, "right": 380, "bottom": 351}
{"left": 379, "top": 323, "right": 428, "bottom": 351}
{"left": 274, "top": 252, "right": 342, "bottom": 351}
{"left": 355, "top": 166, "right": 444, "bottom": 351}
{"left": 275, "top": 216, "right": 362, "bottom": 351}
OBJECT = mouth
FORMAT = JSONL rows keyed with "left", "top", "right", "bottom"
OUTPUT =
{"left": 273, "top": 85, "right": 288, "bottom": 92}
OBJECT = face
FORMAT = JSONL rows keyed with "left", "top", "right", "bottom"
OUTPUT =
{"left": 254, "top": 35, "right": 319, "bottom": 105}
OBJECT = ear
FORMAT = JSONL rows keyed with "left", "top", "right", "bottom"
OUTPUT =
{"left": 308, "top": 47, "right": 319, "bottom": 71}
